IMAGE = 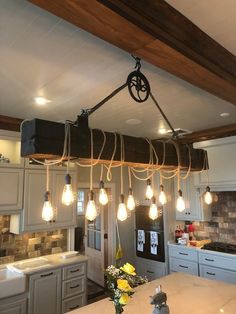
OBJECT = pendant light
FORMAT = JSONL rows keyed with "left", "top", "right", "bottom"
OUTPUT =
{"left": 149, "top": 197, "right": 158, "bottom": 220}
{"left": 85, "top": 129, "right": 98, "bottom": 221}
{"left": 117, "top": 194, "right": 128, "bottom": 221}
{"left": 159, "top": 173, "right": 167, "bottom": 205}
{"left": 127, "top": 168, "right": 135, "bottom": 211}
{"left": 62, "top": 125, "right": 74, "bottom": 206}
{"left": 42, "top": 165, "right": 54, "bottom": 222}
{"left": 117, "top": 134, "right": 128, "bottom": 221}
{"left": 146, "top": 178, "right": 154, "bottom": 200}
{"left": 99, "top": 165, "right": 108, "bottom": 205}
{"left": 86, "top": 190, "right": 98, "bottom": 221}
{"left": 204, "top": 186, "right": 213, "bottom": 205}
{"left": 176, "top": 189, "right": 185, "bottom": 212}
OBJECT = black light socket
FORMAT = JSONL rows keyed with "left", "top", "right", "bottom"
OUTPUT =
{"left": 65, "top": 173, "right": 71, "bottom": 184}
{"left": 147, "top": 179, "right": 151, "bottom": 186}
{"left": 119, "top": 194, "right": 125, "bottom": 203}
{"left": 160, "top": 184, "right": 164, "bottom": 191}
{"left": 206, "top": 186, "right": 211, "bottom": 192}
{"left": 151, "top": 196, "right": 156, "bottom": 204}
{"left": 44, "top": 191, "right": 50, "bottom": 201}
{"left": 178, "top": 189, "right": 183, "bottom": 197}
{"left": 128, "top": 188, "right": 133, "bottom": 195}
{"left": 99, "top": 180, "right": 105, "bottom": 189}
{"left": 88, "top": 190, "right": 94, "bottom": 201}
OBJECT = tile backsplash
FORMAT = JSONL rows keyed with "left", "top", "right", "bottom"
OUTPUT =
{"left": 0, "top": 215, "right": 67, "bottom": 265}
{"left": 194, "top": 191, "right": 236, "bottom": 244}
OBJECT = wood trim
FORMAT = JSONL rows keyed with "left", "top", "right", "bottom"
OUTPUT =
{"left": 28, "top": 0, "right": 236, "bottom": 104}
{"left": 180, "top": 124, "right": 236, "bottom": 144}
{"left": 0, "top": 115, "right": 23, "bottom": 132}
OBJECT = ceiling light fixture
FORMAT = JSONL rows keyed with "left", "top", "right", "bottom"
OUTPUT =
{"left": 125, "top": 118, "right": 142, "bottom": 125}
{"left": 220, "top": 112, "right": 230, "bottom": 117}
{"left": 158, "top": 128, "right": 167, "bottom": 134}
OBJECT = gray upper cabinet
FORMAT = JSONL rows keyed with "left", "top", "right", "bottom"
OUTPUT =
{"left": 28, "top": 268, "right": 61, "bottom": 314}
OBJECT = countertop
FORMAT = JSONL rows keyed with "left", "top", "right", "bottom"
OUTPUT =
{"left": 69, "top": 272, "right": 236, "bottom": 314}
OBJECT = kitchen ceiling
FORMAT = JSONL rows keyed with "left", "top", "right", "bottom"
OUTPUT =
{"left": 0, "top": 0, "right": 236, "bottom": 139}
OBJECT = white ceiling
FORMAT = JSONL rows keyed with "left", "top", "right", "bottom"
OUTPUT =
{"left": 0, "top": 0, "right": 236, "bottom": 139}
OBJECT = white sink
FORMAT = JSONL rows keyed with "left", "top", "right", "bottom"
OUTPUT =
{"left": 0, "top": 268, "right": 26, "bottom": 298}
{"left": 8, "top": 257, "right": 51, "bottom": 273}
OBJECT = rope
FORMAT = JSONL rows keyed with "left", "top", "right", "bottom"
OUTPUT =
{"left": 90, "top": 129, "right": 93, "bottom": 191}
{"left": 128, "top": 167, "right": 132, "bottom": 188}
{"left": 46, "top": 165, "right": 49, "bottom": 191}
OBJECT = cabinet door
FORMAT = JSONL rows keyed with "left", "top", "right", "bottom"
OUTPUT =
{"left": 52, "top": 171, "right": 77, "bottom": 228}
{"left": 23, "top": 169, "right": 53, "bottom": 232}
{"left": 0, "top": 297, "right": 27, "bottom": 314}
{"left": 28, "top": 269, "right": 61, "bottom": 314}
{"left": 199, "top": 265, "right": 236, "bottom": 285}
{"left": 0, "top": 168, "right": 23, "bottom": 212}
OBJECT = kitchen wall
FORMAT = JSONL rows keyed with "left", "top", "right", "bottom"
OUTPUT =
{"left": 0, "top": 215, "right": 67, "bottom": 265}
{"left": 194, "top": 191, "right": 236, "bottom": 244}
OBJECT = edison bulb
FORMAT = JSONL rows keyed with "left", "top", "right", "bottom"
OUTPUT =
{"left": 149, "top": 203, "right": 158, "bottom": 220}
{"left": 86, "top": 200, "right": 97, "bottom": 221}
{"left": 99, "top": 188, "right": 108, "bottom": 205}
{"left": 127, "top": 194, "right": 135, "bottom": 211}
{"left": 146, "top": 180, "right": 154, "bottom": 200}
{"left": 176, "top": 192, "right": 185, "bottom": 212}
{"left": 204, "top": 191, "right": 213, "bottom": 205}
{"left": 117, "top": 202, "right": 128, "bottom": 221}
{"left": 62, "top": 184, "right": 74, "bottom": 206}
{"left": 159, "top": 190, "right": 167, "bottom": 205}
{"left": 42, "top": 200, "right": 54, "bottom": 222}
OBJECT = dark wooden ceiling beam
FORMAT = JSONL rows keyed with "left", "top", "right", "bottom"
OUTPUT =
{"left": 0, "top": 115, "right": 23, "bottom": 132}
{"left": 28, "top": 0, "right": 236, "bottom": 105}
{"left": 179, "top": 124, "right": 236, "bottom": 144}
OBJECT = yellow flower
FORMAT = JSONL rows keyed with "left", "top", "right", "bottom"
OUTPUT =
{"left": 117, "top": 279, "right": 133, "bottom": 292}
{"left": 119, "top": 293, "right": 130, "bottom": 305}
{"left": 120, "top": 263, "right": 136, "bottom": 276}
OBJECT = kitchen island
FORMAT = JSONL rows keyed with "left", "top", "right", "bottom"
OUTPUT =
{"left": 69, "top": 272, "right": 236, "bottom": 314}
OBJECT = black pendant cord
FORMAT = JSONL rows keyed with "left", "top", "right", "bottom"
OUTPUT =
{"left": 149, "top": 91, "right": 178, "bottom": 140}
{"left": 85, "top": 82, "right": 128, "bottom": 116}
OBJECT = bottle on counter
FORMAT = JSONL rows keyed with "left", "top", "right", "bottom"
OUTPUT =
{"left": 188, "top": 223, "right": 195, "bottom": 241}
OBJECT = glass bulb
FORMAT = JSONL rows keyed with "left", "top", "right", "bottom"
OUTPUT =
{"left": 99, "top": 188, "right": 108, "bottom": 205}
{"left": 204, "top": 191, "right": 213, "bottom": 205}
{"left": 62, "top": 184, "right": 74, "bottom": 206}
{"left": 159, "top": 190, "right": 167, "bottom": 205}
{"left": 149, "top": 203, "right": 158, "bottom": 220}
{"left": 146, "top": 184, "right": 154, "bottom": 200}
{"left": 117, "top": 202, "right": 128, "bottom": 221}
{"left": 42, "top": 201, "right": 54, "bottom": 222}
{"left": 127, "top": 194, "right": 135, "bottom": 211}
{"left": 85, "top": 200, "right": 97, "bottom": 221}
{"left": 176, "top": 196, "right": 185, "bottom": 212}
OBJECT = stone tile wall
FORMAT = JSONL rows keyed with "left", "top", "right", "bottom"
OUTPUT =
{"left": 0, "top": 215, "right": 67, "bottom": 265}
{"left": 194, "top": 191, "right": 236, "bottom": 244}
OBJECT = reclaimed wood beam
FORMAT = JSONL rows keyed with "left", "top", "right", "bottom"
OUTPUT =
{"left": 21, "top": 118, "right": 207, "bottom": 171}
{"left": 180, "top": 124, "right": 236, "bottom": 144}
{"left": 0, "top": 115, "right": 23, "bottom": 132}
{"left": 28, "top": 0, "right": 236, "bottom": 104}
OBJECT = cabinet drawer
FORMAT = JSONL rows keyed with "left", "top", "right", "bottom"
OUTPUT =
{"left": 63, "top": 263, "right": 86, "bottom": 280}
{"left": 62, "top": 294, "right": 86, "bottom": 313}
{"left": 169, "top": 246, "right": 198, "bottom": 262}
{"left": 199, "top": 252, "right": 236, "bottom": 271}
{"left": 200, "top": 265, "right": 236, "bottom": 285}
{"left": 170, "top": 258, "right": 199, "bottom": 276}
{"left": 62, "top": 277, "right": 86, "bottom": 299}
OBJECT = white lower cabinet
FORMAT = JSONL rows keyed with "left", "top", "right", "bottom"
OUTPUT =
{"left": 0, "top": 294, "right": 27, "bottom": 314}
{"left": 28, "top": 269, "right": 61, "bottom": 314}
{"left": 170, "top": 258, "right": 199, "bottom": 276}
{"left": 135, "top": 257, "right": 167, "bottom": 281}
{"left": 199, "top": 265, "right": 236, "bottom": 285}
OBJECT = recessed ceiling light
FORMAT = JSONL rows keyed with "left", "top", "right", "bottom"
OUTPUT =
{"left": 125, "top": 119, "right": 142, "bottom": 125}
{"left": 34, "top": 96, "right": 51, "bottom": 106}
{"left": 158, "top": 128, "right": 167, "bottom": 134}
{"left": 220, "top": 112, "right": 230, "bottom": 117}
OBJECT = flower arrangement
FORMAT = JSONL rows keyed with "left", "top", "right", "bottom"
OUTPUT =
{"left": 104, "top": 263, "right": 148, "bottom": 314}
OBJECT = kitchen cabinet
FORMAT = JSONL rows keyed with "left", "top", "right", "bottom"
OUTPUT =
{"left": 199, "top": 251, "right": 236, "bottom": 285}
{"left": 0, "top": 294, "right": 27, "bottom": 314}
{"left": 168, "top": 244, "right": 199, "bottom": 276}
{"left": 135, "top": 257, "right": 167, "bottom": 281}
{"left": 62, "top": 262, "right": 87, "bottom": 313}
{"left": 28, "top": 268, "right": 61, "bottom": 314}
{"left": 175, "top": 174, "right": 211, "bottom": 221}
{"left": 21, "top": 169, "right": 77, "bottom": 232}
{"left": 194, "top": 136, "right": 236, "bottom": 187}
{"left": 0, "top": 168, "right": 24, "bottom": 213}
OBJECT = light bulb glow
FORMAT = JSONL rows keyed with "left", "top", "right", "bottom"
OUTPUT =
{"left": 176, "top": 190, "right": 185, "bottom": 212}
{"left": 62, "top": 184, "right": 74, "bottom": 206}
{"left": 85, "top": 200, "right": 97, "bottom": 221}
{"left": 204, "top": 186, "right": 213, "bottom": 205}
{"left": 127, "top": 194, "right": 135, "bottom": 211}
{"left": 149, "top": 203, "right": 158, "bottom": 220}
{"left": 159, "top": 191, "right": 167, "bottom": 205}
{"left": 42, "top": 201, "right": 54, "bottom": 222}
{"left": 117, "top": 202, "right": 128, "bottom": 221}
{"left": 146, "top": 180, "right": 154, "bottom": 199}
{"left": 99, "top": 188, "right": 108, "bottom": 205}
